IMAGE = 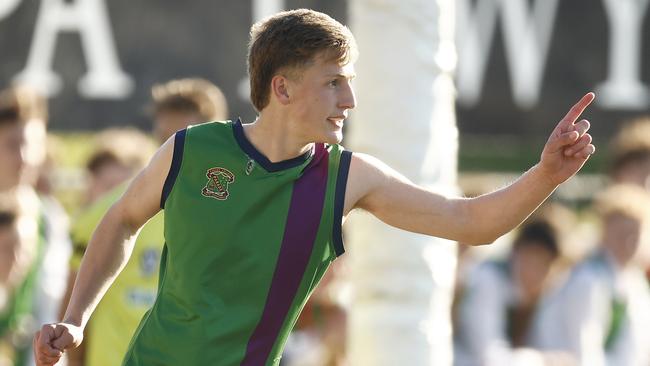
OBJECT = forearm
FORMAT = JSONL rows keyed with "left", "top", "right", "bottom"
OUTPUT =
{"left": 58, "top": 271, "right": 86, "bottom": 364}
{"left": 65, "top": 336, "right": 86, "bottom": 366}
{"left": 62, "top": 205, "right": 138, "bottom": 329}
{"left": 462, "top": 164, "right": 557, "bottom": 245}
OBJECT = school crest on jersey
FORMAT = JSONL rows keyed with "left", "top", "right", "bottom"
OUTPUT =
{"left": 201, "top": 167, "right": 235, "bottom": 200}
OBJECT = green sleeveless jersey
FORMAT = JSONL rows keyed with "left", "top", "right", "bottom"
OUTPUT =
{"left": 123, "top": 120, "right": 351, "bottom": 366}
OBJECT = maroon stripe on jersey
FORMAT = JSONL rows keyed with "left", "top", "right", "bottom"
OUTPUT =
{"left": 241, "top": 143, "right": 329, "bottom": 365}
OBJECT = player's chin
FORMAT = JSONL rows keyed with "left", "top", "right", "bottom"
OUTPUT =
{"left": 326, "top": 130, "right": 343, "bottom": 144}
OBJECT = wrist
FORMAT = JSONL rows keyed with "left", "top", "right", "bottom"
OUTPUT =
{"left": 62, "top": 314, "right": 84, "bottom": 328}
{"left": 529, "top": 163, "right": 560, "bottom": 190}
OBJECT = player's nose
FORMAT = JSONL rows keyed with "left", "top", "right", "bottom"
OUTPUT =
{"left": 338, "top": 83, "right": 356, "bottom": 110}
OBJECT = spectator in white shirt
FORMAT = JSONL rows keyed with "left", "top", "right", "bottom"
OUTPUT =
{"left": 555, "top": 184, "right": 650, "bottom": 366}
{"left": 455, "top": 204, "right": 576, "bottom": 366}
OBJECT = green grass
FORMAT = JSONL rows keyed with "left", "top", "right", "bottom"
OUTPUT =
{"left": 459, "top": 135, "right": 607, "bottom": 173}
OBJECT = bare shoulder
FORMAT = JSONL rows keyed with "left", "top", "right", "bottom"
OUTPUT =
{"left": 116, "top": 135, "right": 176, "bottom": 230}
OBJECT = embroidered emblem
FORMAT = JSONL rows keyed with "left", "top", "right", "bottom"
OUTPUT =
{"left": 201, "top": 167, "right": 235, "bottom": 200}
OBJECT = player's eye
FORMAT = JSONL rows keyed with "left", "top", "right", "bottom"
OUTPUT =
{"left": 328, "top": 79, "right": 338, "bottom": 87}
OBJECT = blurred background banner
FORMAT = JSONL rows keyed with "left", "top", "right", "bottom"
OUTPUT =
{"left": 1, "top": 2, "right": 649, "bottom": 366}
{"left": 0, "top": 0, "right": 648, "bottom": 140}
{"left": 0, "top": 0, "right": 346, "bottom": 130}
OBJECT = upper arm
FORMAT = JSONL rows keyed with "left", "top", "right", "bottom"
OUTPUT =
{"left": 343, "top": 153, "right": 467, "bottom": 240}
{"left": 112, "top": 135, "right": 175, "bottom": 234}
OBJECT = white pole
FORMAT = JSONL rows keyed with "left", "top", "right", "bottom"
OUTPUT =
{"left": 251, "top": 0, "right": 284, "bottom": 23}
{"left": 347, "top": 0, "right": 458, "bottom": 364}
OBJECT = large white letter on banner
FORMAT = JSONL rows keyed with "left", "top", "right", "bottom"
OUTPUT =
{"left": 0, "top": 0, "right": 22, "bottom": 19}
{"left": 596, "top": 0, "right": 650, "bottom": 109}
{"left": 14, "top": 0, "right": 133, "bottom": 98}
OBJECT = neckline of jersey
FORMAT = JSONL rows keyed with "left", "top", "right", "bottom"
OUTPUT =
{"left": 232, "top": 118, "right": 315, "bottom": 173}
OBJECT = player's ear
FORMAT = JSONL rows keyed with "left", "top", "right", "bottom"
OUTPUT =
{"left": 271, "top": 75, "right": 291, "bottom": 105}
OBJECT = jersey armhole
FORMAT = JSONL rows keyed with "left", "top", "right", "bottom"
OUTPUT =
{"left": 332, "top": 150, "right": 352, "bottom": 257}
{"left": 160, "top": 129, "right": 187, "bottom": 209}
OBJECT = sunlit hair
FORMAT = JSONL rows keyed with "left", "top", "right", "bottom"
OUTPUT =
{"left": 248, "top": 9, "right": 358, "bottom": 112}
{"left": 151, "top": 78, "right": 228, "bottom": 121}
{"left": 87, "top": 128, "right": 158, "bottom": 175}
{"left": 594, "top": 184, "right": 650, "bottom": 223}
{"left": 608, "top": 117, "right": 650, "bottom": 176}
{"left": 0, "top": 84, "right": 48, "bottom": 123}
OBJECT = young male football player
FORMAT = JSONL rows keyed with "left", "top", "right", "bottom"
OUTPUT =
{"left": 35, "top": 9, "right": 596, "bottom": 366}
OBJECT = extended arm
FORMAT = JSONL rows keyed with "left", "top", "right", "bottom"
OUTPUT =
{"left": 344, "top": 93, "right": 595, "bottom": 245}
{"left": 34, "top": 136, "right": 175, "bottom": 366}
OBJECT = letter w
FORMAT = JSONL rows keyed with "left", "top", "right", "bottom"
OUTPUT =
{"left": 456, "top": 0, "right": 560, "bottom": 109}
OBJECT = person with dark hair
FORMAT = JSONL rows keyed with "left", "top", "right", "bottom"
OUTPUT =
{"left": 35, "top": 9, "right": 595, "bottom": 366}
{"left": 81, "top": 128, "right": 157, "bottom": 207}
{"left": 455, "top": 204, "right": 576, "bottom": 366}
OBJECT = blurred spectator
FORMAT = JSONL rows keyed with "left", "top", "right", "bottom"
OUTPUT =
{"left": 608, "top": 117, "right": 650, "bottom": 190}
{"left": 552, "top": 184, "right": 650, "bottom": 366}
{"left": 454, "top": 203, "right": 576, "bottom": 366}
{"left": 0, "top": 85, "right": 71, "bottom": 366}
{"left": 34, "top": 135, "right": 60, "bottom": 198}
{"left": 0, "top": 105, "right": 24, "bottom": 192}
{"left": 64, "top": 78, "right": 227, "bottom": 366}
{"left": 82, "top": 128, "right": 157, "bottom": 206}
{"left": 607, "top": 117, "right": 650, "bottom": 282}
{"left": 1, "top": 85, "right": 48, "bottom": 190}
{"left": 150, "top": 77, "right": 228, "bottom": 142}
{"left": 0, "top": 195, "right": 33, "bottom": 366}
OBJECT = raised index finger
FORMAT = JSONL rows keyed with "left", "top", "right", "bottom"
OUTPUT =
{"left": 560, "top": 92, "right": 595, "bottom": 130}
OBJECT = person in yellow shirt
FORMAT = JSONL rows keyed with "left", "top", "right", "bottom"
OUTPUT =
{"left": 69, "top": 185, "right": 163, "bottom": 366}
{"left": 66, "top": 128, "right": 157, "bottom": 366}
{"left": 64, "top": 78, "right": 227, "bottom": 366}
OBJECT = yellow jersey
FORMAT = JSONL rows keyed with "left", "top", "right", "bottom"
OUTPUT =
{"left": 70, "top": 183, "right": 163, "bottom": 366}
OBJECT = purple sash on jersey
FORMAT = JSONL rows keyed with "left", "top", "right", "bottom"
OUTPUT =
{"left": 241, "top": 143, "right": 329, "bottom": 365}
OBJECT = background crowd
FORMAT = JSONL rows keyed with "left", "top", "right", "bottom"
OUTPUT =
{"left": 1, "top": 78, "right": 649, "bottom": 366}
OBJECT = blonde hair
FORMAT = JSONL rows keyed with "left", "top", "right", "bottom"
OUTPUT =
{"left": 0, "top": 84, "right": 48, "bottom": 123}
{"left": 594, "top": 184, "right": 650, "bottom": 222}
{"left": 609, "top": 117, "right": 650, "bottom": 174}
{"left": 151, "top": 78, "right": 228, "bottom": 121}
{"left": 248, "top": 9, "right": 358, "bottom": 111}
